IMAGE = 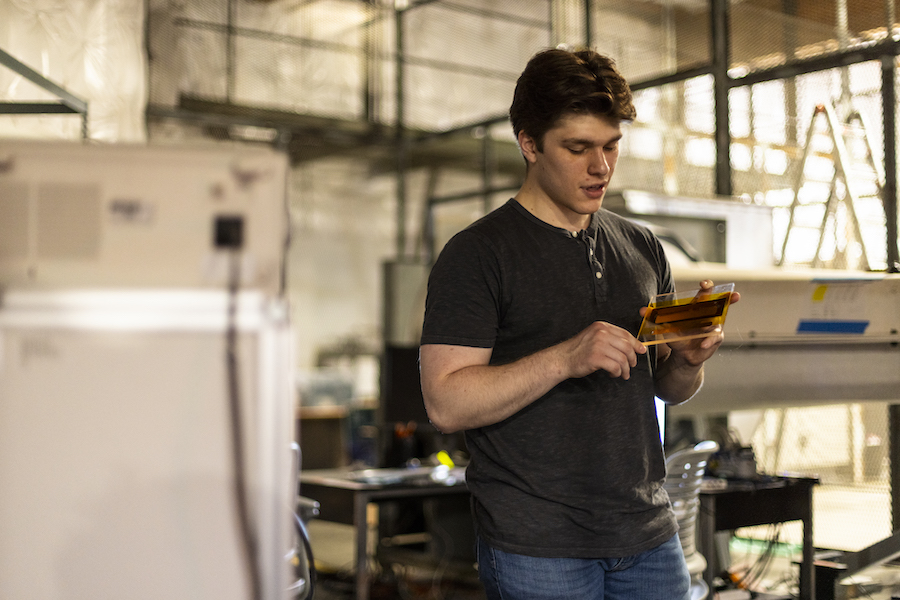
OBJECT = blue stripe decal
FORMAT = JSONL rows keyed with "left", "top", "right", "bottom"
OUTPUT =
{"left": 797, "top": 319, "right": 870, "bottom": 334}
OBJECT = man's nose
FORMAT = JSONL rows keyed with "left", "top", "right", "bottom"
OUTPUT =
{"left": 588, "top": 148, "right": 610, "bottom": 175}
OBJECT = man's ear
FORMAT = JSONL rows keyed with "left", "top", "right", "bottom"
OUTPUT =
{"left": 517, "top": 130, "right": 539, "bottom": 165}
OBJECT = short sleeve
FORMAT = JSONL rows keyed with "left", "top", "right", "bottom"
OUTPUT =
{"left": 420, "top": 230, "right": 502, "bottom": 349}
{"left": 655, "top": 237, "right": 675, "bottom": 296}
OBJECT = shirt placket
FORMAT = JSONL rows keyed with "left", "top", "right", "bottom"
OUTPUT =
{"left": 571, "top": 229, "right": 606, "bottom": 304}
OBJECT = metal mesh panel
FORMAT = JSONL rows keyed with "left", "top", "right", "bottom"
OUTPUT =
{"left": 591, "top": 0, "right": 710, "bottom": 83}
{"left": 232, "top": 0, "right": 374, "bottom": 120}
{"left": 148, "top": 0, "right": 385, "bottom": 121}
{"left": 402, "top": 2, "right": 551, "bottom": 131}
{"left": 615, "top": 77, "right": 716, "bottom": 198}
{"left": 748, "top": 403, "right": 892, "bottom": 552}
{"left": 729, "top": 60, "right": 889, "bottom": 270}
{"left": 730, "top": 1, "right": 895, "bottom": 76}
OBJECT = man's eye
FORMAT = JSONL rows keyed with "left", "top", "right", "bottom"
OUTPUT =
{"left": 568, "top": 147, "right": 586, "bottom": 154}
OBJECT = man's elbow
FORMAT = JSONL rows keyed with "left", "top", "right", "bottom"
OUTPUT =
{"left": 422, "top": 395, "right": 462, "bottom": 434}
{"left": 420, "top": 366, "right": 462, "bottom": 433}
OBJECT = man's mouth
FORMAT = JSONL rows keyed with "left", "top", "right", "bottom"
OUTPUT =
{"left": 583, "top": 183, "right": 606, "bottom": 197}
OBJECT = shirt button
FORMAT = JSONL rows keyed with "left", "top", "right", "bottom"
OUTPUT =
{"left": 571, "top": 231, "right": 578, "bottom": 238}
{"left": 595, "top": 272, "right": 602, "bottom": 279}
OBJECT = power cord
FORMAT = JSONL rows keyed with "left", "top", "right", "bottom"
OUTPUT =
{"left": 724, "top": 524, "right": 785, "bottom": 596}
{"left": 224, "top": 244, "right": 262, "bottom": 600}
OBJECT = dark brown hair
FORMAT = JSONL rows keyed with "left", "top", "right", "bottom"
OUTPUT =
{"left": 509, "top": 48, "right": 636, "bottom": 151}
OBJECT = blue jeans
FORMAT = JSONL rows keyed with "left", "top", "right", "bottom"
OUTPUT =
{"left": 476, "top": 533, "right": 690, "bottom": 600}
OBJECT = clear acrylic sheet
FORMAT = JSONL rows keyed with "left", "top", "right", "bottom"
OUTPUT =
{"left": 637, "top": 283, "right": 736, "bottom": 346}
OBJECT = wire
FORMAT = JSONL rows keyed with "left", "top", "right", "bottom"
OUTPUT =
{"left": 226, "top": 250, "right": 263, "bottom": 600}
{"left": 733, "top": 524, "right": 783, "bottom": 592}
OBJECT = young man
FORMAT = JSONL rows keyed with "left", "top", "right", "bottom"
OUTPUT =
{"left": 419, "top": 47, "right": 737, "bottom": 600}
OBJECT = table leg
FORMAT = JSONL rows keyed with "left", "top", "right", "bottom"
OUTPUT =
{"left": 699, "top": 495, "right": 717, "bottom": 592}
{"left": 801, "top": 509, "right": 814, "bottom": 600}
{"left": 354, "top": 493, "right": 370, "bottom": 600}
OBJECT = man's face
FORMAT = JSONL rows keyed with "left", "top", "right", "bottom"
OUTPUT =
{"left": 519, "top": 113, "right": 622, "bottom": 229}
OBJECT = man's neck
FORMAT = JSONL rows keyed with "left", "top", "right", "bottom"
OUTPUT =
{"left": 514, "top": 186, "right": 592, "bottom": 232}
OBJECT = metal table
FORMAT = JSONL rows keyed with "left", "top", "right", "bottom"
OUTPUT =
{"left": 699, "top": 476, "right": 818, "bottom": 600}
{"left": 299, "top": 467, "right": 469, "bottom": 600}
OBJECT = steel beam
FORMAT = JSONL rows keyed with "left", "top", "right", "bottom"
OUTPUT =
{"left": 0, "top": 48, "right": 87, "bottom": 114}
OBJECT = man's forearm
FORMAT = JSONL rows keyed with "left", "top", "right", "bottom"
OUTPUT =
{"left": 421, "top": 321, "right": 648, "bottom": 433}
{"left": 420, "top": 345, "right": 568, "bottom": 434}
{"left": 654, "top": 349, "right": 705, "bottom": 405}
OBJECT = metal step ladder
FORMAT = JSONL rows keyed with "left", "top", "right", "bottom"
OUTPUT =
{"left": 778, "top": 102, "right": 886, "bottom": 270}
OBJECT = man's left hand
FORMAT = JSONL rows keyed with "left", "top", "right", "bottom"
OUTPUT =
{"left": 643, "top": 279, "right": 740, "bottom": 404}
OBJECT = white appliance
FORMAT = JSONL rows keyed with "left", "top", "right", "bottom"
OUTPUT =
{"left": 0, "top": 140, "right": 288, "bottom": 294}
{"left": 605, "top": 190, "right": 775, "bottom": 269}
{"left": 670, "top": 265, "right": 900, "bottom": 415}
{"left": 0, "top": 141, "right": 297, "bottom": 600}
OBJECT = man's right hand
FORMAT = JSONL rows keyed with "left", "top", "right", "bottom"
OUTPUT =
{"left": 558, "top": 321, "right": 647, "bottom": 381}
